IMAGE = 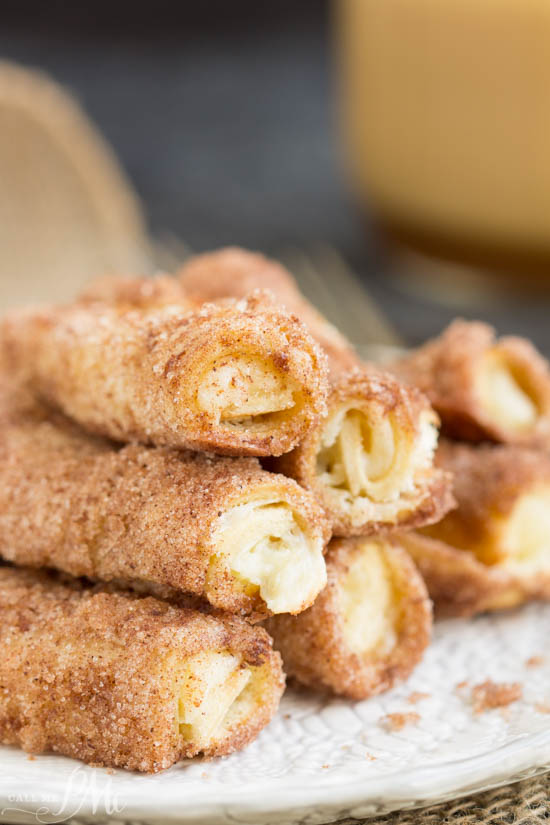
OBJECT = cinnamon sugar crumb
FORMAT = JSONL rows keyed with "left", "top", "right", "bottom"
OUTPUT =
{"left": 455, "top": 680, "right": 469, "bottom": 691}
{"left": 526, "top": 656, "right": 545, "bottom": 668}
{"left": 365, "top": 753, "right": 377, "bottom": 761}
{"left": 407, "top": 691, "right": 430, "bottom": 704}
{"left": 471, "top": 680, "right": 522, "bottom": 713}
{"left": 380, "top": 712, "right": 420, "bottom": 732}
{"left": 535, "top": 702, "right": 550, "bottom": 714}
{"left": 27, "top": 755, "right": 36, "bottom": 761}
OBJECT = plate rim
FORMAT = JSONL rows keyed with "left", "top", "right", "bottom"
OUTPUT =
{"left": 1, "top": 727, "right": 550, "bottom": 824}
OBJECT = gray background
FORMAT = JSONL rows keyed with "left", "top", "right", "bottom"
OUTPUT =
{"left": 2, "top": 1, "right": 548, "bottom": 349}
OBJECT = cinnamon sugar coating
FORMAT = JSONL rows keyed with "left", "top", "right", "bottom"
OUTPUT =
{"left": 269, "top": 368, "right": 454, "bottom": 536}
{"left": 0, "top": 566, "right": 284, "bottom": 772}
{"left": 178, "top": 247, "right": 361, "bottom": 376}
{"left": 0, "top": 384, "right": 329, "bottom": 617}
{"left": 1, "top": 291, "right": 329, "bottom": 456}
{"left": 265, "top": 537, "right": 431, "bottom": 700}
{"left": 391, "top": 320, "right": 550, "bottom": 446}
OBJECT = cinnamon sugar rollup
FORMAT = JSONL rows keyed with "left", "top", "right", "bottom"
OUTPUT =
{"left": 0, "top": 567, "right": 284, "bottom": 772}
{"left": 271, "top": 368, "right": 454, "bottom": 536}
{"left": 81, "top": 275, "right": 453, "bottom": 536}
{"left": 266, "top": 536, "right": 431, "bottom": 700}
{"left": 178, "top": 247, "right": 361, "bottom": 375}
{"left": 398, "top": 532, "right": 541, "bottom": 619}
{"left": 1, "top": 291, "right": 329, "bottom": 457}
{"left": 0, "top": 385, "right": 329, "bottom": 618}
{"left": 407, "top": 441, "right": 550, "bottom": 616}
{"left": 391, "top": 320, "right": 550, "bottom": 447}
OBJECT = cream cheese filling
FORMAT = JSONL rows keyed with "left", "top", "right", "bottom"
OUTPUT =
{"left": 338, "top": 540, "right": 398, "bottom": 656}
{"left": 498, "top": 486, "right": 550, "bottom": 574}
{"left": 476, "top": 350, "right": 538, "bottom": 434}
{"left": 177, "top": 651, "right": 252, "bottom": 748}
{"left": 316, "top": 404, "right": 438, "bottom": 525}
{"left": 197, "top": 356, "right": 296, "bottom": 427}
{"left": 209, "top": 499, "right": 326, "bottom": 614}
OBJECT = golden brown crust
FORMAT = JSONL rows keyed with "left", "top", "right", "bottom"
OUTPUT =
{"left": 1, "top": 291, "right": 329, "bottom": 457}
{"left": 424, "top": 440, "right": 550, "bottom": 562}
{"left": 269, "top": 367, "right": 454, "bottom": 536}
{"left": 178, "top": 247, "right": 361, "bottom": 376}
{"left": 399, "top": 531, "right": 550, "bottom": 618}
{"left": 391, "top": 320, "right": 550, "bottom": 446}
{"left": 0, "top": 382, "right": 329, "bottom": 617}
{"left": 0, "top": 566, "right": 284, "bottom": 772}
{"left": 265, "top": 537, "right": 431, "bottom": 700}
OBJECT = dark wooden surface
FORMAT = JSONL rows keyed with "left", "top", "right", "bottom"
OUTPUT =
{"left": 1, "top": 1, "right": 549, "bottom": 350}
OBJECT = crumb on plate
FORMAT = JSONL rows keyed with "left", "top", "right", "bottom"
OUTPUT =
{"left": 526, "top": 656, "right": 545, "bottom": 668}
{"left": 380, "top": 712, "right": 420, "bottom": 732}
{"left": 407, "top": 691, "right": 430, "bottom": 704}
{"left": 471, "top": 680, "right": 522, "bottom": 713}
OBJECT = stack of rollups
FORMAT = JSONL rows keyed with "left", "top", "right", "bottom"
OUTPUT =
{"left": 391, "top": 320, "right": 550, "bottom": 615}
{"left": 0, "top": 247, "right": 548, "bottom": 773}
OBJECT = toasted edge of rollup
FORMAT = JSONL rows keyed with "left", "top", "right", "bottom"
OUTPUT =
{"left": 399, "top": 531, "right": 550, "bottom": 618}
{"left": 265, "top": 536, "right": 431, "bottom": 699}
{"left": 0, "top": 566, "right": 285, "bottom": 772}
{"left": 391, "top": 320, "right": 550, "bottom": 446}
{"left": 0, "top": 380, "right": 329, "bottom": 618}
{"left": 270, "top": 368, "right": 455, "bottom": 536}
{"left": 178, "top": 247, "right": 362, "bottom": 376}
{"left": 424, "top": 441, "right": 550, "bottom": 572}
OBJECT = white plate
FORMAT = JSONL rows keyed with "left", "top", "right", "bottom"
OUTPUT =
{"left": 1, "top": 604, "right": 550, "bottom": 825}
